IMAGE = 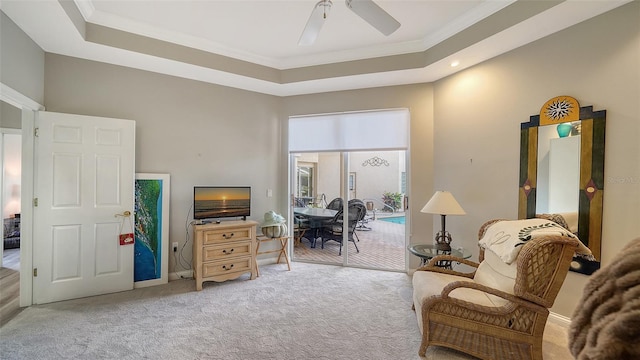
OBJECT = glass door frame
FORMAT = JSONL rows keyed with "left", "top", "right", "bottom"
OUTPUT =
{"left": 289, "top": 150, "right": 410, "bottom": 271}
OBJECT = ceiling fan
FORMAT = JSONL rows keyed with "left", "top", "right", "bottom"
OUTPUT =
{"left": 298, "top": 0, "right": 401, "bottom": 46}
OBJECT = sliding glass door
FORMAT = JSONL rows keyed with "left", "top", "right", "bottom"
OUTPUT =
{"left": 345, "top": 150, "right": 406, "bottom": 270}
{"left": 291, "top": 152, "right": 343, "bottom": 266}
{"left": 288, "top": 109, "right": 410, "bottom": 271}
{"left": 290, "top": 150, "right": 407, "bottom": 271}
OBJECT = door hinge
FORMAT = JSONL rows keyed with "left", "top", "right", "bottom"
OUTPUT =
{"left": 34, "top": 127, "right": 39, "bottom": 137}
{"left": 33, "top": 198, "right": 38, "bottom": 207}
{"left": 33, "top": 268, "right": 38, "bottom": 277}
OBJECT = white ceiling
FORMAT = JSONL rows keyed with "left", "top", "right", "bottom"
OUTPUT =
{"left": 81, "top": 0, "right": 496, "bottom": 69}
{"left": 0, "top": 0, "right": 631, "bottom": 96}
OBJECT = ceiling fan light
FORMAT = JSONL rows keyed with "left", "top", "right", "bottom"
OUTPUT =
{"left": 345, "top": 0, "right": 400, "bottom": 36}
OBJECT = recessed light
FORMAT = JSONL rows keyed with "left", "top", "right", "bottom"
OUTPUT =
{"left": 450, "top": 60, "right": 460, "bottom": 67}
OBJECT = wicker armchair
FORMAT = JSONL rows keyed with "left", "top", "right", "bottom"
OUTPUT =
{"left": 412, "top": 218, "right": 579, "bottom": 360}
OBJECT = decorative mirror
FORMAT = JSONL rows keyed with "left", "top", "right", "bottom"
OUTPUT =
{"left": 519, "top": 95, "right": 606, "bottom": 275}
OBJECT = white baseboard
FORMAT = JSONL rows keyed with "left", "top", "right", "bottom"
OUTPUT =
{"left": 548, "top": 312, "right": 571, "bottom": 328}
{"left": 256, "top": 257, "right": 285, "bottom": 267}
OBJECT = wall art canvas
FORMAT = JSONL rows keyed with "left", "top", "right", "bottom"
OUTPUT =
{"left": 134, "top": 173, "right": 170, "bottom": 288}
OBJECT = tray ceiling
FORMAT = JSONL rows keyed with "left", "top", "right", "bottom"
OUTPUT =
{"left": 0, "top": 0, "right": 630, "bottom": 96}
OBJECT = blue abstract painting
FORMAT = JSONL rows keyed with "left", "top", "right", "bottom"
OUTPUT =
{"left": 134, "top": 178, "right": 164, "bottom": 282}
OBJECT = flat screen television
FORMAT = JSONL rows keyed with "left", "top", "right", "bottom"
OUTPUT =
{"left": 193, "top": 186, "right": 251, "bottom": 221}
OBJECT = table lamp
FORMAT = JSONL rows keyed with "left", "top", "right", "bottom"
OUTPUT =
{"left": 421, "top": 191, "right": 466, "bottom": 251}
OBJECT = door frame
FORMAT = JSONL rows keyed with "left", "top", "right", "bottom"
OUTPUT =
{"left": 0, "top": 128, "right": 22, "bottom": 267}
{"left": 1, "top": 82, "right": 44, "bottom": 307}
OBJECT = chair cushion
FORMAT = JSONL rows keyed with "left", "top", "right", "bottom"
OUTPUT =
{"left": 473, "top": 249, "right": 517, "bottom": 307}
{"left": 412, "top": 270, "right": 495, "bottom": 334}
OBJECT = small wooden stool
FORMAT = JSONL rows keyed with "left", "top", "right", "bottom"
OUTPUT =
{"left": 255, "top": 235, "right": 291, "bottom": 277}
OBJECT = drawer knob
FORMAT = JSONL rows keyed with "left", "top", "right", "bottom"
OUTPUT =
{"left": 222, "top": 248, "right": 235, "bottom": 255}
{"left": 222, "top": 264, "right": 234, "bottom": 271}
{"left": 223, "top": 233, "right": 235, "bottom": 239}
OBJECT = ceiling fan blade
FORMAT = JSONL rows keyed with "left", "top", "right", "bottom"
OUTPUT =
{"left": 299, "top": 0, "right": 333, "bottom": 46}
{"left": 345, "top": 0, "right": 400, "bottom": 36}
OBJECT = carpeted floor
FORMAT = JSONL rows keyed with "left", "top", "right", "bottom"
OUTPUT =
{"left": 0, "top": 262, "right": 571, "bottom": 359}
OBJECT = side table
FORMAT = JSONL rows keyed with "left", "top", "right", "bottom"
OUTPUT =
{"left": 255, "top": 235, "right": 291, "bottom": 276}
{"left": 408, "top": 244, "right": 471, "bottom": 268}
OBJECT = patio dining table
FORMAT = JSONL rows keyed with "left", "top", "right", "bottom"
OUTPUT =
{"left": 293, "top": 207, "right": 338, "bottom": 247}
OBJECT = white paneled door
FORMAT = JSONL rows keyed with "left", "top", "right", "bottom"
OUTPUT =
{"left": 33, "top": 111, "right": 135, "bottom": 304}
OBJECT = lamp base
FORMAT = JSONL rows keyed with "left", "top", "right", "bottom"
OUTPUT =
{"left": 434, "top": 231, "right": 452, "bottom": 252}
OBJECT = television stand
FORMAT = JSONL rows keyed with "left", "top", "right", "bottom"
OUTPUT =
{"left": 193, "top": 220, "right": 258, "bottom": 291}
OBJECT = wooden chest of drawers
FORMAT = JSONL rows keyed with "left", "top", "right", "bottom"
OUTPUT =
{"left": 193, "top": 220, "right": 257, "bottom": 291}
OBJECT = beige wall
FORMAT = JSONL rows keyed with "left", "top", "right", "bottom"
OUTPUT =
{"left": 1, "top": 11, "right": 44, "bottom": 127}
{"left": 0, "top": 11, "right": 45, "bottom": 105}
{"left": 432, "top": 2, "right": 640, "bottom": 317}
{"left": 44, "top": 54, "right": 283, "bottom": 275}
{"left": 316, "top": 152, "right": 341, "bottom": 202}
{"left": 350, "top": 151, "right": 404, "bottom": 205}
{"left": 1, "top": 100, "right": 21, "bottom": 129}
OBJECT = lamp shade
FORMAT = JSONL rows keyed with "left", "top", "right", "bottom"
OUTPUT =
{"left": 420, "top": 191, "right": 466, "bottom": 215}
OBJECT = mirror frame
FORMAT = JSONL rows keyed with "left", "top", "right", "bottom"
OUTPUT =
{"left": 519, "top": 96, "right": 606, "bottom": 275}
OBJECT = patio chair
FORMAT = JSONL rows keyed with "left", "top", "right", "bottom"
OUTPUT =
{"left": 349, "top": 199, "right": 371, "bottom": 234}
{"left": 319, "top": 201, "right": 363, "bottom": 255}
{"left": 326, "top": 197, "right": 343, "bottom": 211}
{"left": 412, "top": 218, "right": 581, "bottom": 359}
{"left": 294, "top": 197, "right": 306, "bottom": 207}
{"left": 293, "top": 213, "right": 311, "bottom": 247}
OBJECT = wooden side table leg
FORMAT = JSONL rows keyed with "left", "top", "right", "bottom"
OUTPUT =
{"left": 255, "top": 239, "right": 262, "bottom": 277}
{"left": 279, "top": 237, "right": 291, "bottom": 271}
{"left": 275, "top": 237, "right": 286, "bottom": 264}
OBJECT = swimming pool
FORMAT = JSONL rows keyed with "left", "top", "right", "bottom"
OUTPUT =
{"left": 379, "top": 215, "right": 406, "bottom": 225}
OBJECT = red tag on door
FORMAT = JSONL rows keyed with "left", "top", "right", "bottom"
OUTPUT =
{"left": 119, "top": 233, "right": 134, "bottom": 245}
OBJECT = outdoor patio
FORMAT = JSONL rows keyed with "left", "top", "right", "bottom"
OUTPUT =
{"left": 292, "top": 215, "right": 406, "bottom": 271}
